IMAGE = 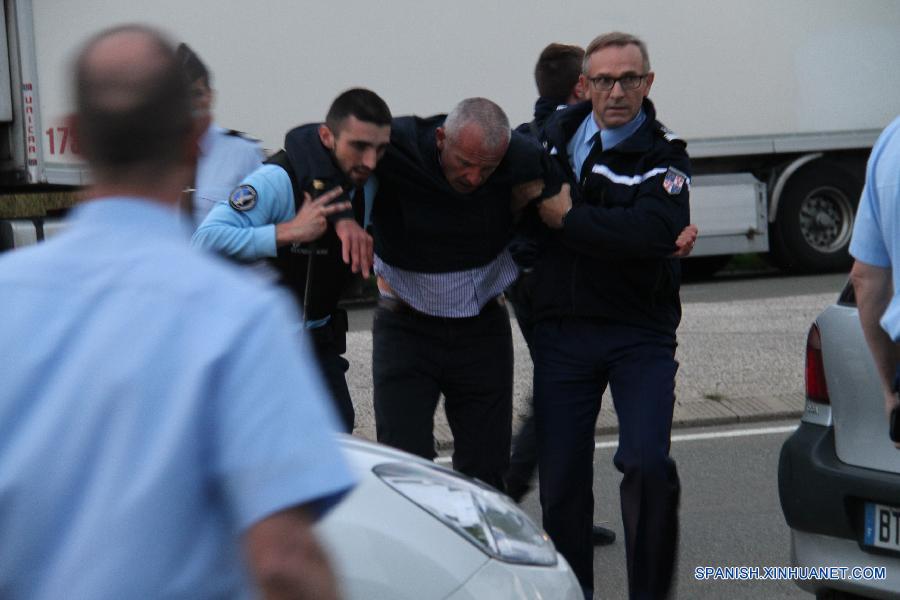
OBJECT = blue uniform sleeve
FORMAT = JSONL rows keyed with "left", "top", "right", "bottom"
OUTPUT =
{"left": 561, "top": 160, "right": 691, "bottom": 259}
{"left": 213, "top": 287, "right": 356, "bottom": 528}
{"left": 849, "top": 122, "right": 897, "bottom": 268}
{"left": 192, "top": 164, "right": 295, "bottom": 260}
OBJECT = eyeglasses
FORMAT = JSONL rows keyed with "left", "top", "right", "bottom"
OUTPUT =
{"left": 586, "top": 74, "right": 648, "bottom": 91}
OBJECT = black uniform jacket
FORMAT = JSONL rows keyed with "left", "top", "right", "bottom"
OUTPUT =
{"left": 372, "top": 115, "right": 557, "bottom": 273}
{"left": 266, "top": 123, "right": 357, "bottom": 322}
{"left": 533, "top": 99, "right": 691, "bottom": 336}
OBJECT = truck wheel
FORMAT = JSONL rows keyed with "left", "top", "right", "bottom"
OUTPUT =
{"left": 770, "top": 161, "right": 860, "bottom": 273}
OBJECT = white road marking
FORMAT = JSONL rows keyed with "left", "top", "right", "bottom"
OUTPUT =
{"left": 434, "top": 424, "right": 798, "bottom": 463}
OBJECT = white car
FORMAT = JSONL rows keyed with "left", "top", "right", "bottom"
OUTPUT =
{"left": 318, "top": 435, "right": 582, "bottom": 600}
{"left": 778, "top": 282, "right": 900, "bottom": 599}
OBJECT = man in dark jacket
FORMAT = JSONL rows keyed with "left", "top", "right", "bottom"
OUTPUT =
{"left": 533, "top": 32, "right": 690, "bottom": 600}
{"left": 370, "top": 98, "right": 559, "bottom": 491}
{"left": 193, "top": 88, "right": 391, "bottom": 432}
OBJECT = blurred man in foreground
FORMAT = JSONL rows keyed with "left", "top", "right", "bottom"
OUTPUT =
{"left": 0, "top": 25, "right": 353, "bottom": 599}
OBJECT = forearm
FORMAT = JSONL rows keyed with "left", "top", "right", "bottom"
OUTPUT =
{"left": 562, "top": 204, "right": 685, "bottom": 259}
{"left": 245, "top": 507, "right": 340, "bottom": 600}
{"left": 193, "top": 220, "right": 277, "bottom": 260}
{"left": 851, "top": 260, "right": 898, "bottom": 395}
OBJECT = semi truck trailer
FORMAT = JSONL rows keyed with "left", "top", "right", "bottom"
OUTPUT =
{"left": 3, "top": 0, "right": 899, "bottom": 273}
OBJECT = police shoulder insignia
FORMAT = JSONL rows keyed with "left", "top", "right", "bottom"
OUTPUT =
{"left": 662, "top": 167, "right": 688, "bottom": 196}
{"left": 229, "top": 185, "right": 258, "bottom": 211}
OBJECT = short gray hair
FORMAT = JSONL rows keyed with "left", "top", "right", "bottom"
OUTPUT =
{"left": 583, "top": 32, "right": 651, "bottom": 74}
{"left": 443, "top": 97, "right": 511, "bottom": 151}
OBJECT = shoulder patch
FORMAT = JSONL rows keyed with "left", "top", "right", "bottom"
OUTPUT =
{"left": 655, "top": 123, "right": 684, "bottom": 145}
{"left": 662, "top": 167, "right": 688, "bottom": 196}
{"left": 229, "top": 184, "right": 258, "bottom": 211}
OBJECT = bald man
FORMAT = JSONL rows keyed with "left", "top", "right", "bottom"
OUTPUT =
{"left": 0, "top": 25, "right": 352, "bottom": 599}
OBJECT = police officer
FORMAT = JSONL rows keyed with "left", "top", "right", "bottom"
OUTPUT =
{"left": 849, "top": 115, "right": 900, "bottom": 450}
{"left": 193, "top": 88, "right": 392, "bottom": 432}
{"left": 176, "top": 43, "right": 264, "bottom": 228}
{"left": 532, "top": 32, "right": 690, "bottom": 599}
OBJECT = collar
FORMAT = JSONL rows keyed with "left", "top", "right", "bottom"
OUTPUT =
{"left": 533, "top": 96, "right": 567, "bottom": 123}
{"left": 198, "top": 123, "right": 220, "bottom": 156}
{"left": 548, "top": 98, "right": 658, "bottom": 155}
{"left": 598, "top": 108, "right": 646, "bottom": 151}
{"left": 70, "top": 196, "right": 186, "bottom": 241}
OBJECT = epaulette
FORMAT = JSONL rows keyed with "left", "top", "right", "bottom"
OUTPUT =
{"left": 655, "top": 122, "right": 686, "bottom": 147}
{"left": 225, "top": 129, "right": 261, "bottom": 143}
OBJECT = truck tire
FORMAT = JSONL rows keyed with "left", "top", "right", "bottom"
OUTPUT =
{"left": 769, "top": 160, "right": 860, "bottom": 273}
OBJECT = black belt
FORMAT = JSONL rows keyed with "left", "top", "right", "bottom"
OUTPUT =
{"left": 377, "top": 295, "right": 505, "bottom": 319}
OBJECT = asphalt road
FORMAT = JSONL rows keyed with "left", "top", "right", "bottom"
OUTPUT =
{"left": 343, "top": 271, "right": 850, "bottom": 443}
{"left": 513, "top": 421, "right": 807, "bottom": 599}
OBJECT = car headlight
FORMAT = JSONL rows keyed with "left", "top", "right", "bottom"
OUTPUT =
{"left": 374, "top": 462, "right": 557, "bottom": 566}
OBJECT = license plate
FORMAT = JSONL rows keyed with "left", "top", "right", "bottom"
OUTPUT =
{"left": 864, "top": 502, "right": 900, "bottom": 551}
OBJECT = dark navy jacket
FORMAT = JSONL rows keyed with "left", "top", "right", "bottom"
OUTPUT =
{"left": 533, "top": 99, "right": 691, "bottom": 336}
{"left": 266, "top": 123, "right": 357, "bottom": 321}
{"left": 373, "top": 115, "right": 555, "bottom": 273}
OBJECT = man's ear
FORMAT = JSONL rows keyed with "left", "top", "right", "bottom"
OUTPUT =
{"left": 435, "top": 126, "right": 446, "bottom": 152}
{"left": 319, "top": 124, "right": 335, "bottom": 149}
{"left": 571, "top": 77, "right": 588, "bottom": 103}
{"left": 643, "top": 71, "right": 655, "bottom": 97}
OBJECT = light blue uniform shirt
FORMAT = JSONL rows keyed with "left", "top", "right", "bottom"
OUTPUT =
{"left": 849, "top": 115, "right": 900, "bottom": 340}
{"left": 193, "top": 164, "right": 375, "bottom": 260}
{"left": 0, "top": 198, "right": 355, "bottom": 599}
{"left": 193, "top": 164, "right": 375, "bottom": 328}
{"left": 191, "top": 124, "right": 265, "bottom": 227}
{"left": 566, "top": 109, "right": 647, "bottom": 178}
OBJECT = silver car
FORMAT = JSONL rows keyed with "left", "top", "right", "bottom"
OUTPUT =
{"left": 317, "top": 436, "right": 582, "bottom": 599}
{"left": 779, "top": 282, "right": 900, "bottom": 599}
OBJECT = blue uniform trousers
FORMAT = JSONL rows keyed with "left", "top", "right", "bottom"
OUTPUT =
{"left": 534, "top": 318, "right": 680, "bottom": 599}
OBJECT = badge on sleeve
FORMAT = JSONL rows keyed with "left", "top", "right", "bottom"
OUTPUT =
{"left": 229, "top": 185, "right": 258, "bottom": 211}
{"left": 662, "top": 167, "right": 688, "bottom": 196}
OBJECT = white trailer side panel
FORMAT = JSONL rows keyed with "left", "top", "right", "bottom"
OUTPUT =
{"left": 26, "top": 0, "right": 900, "bottom": 181}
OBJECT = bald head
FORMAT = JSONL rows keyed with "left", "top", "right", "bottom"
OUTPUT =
{"left": 74, "top": 25, "right": 192, "bottom": 183}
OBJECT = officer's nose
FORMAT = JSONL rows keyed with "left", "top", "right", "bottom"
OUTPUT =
{"left": 609, "top": 80, "right": 626, "bottom": 98}
{"left": 361, "top": 148, "right": 378, "bottom": 171}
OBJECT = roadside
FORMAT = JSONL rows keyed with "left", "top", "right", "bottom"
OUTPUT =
{"left": 341, "top": 272, "right": 847, "bottom": 450}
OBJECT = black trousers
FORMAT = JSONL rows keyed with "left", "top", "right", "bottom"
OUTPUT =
{"left": 534, "top": 318, "right": 680, "bottom": 600}
{"left": 372, "top": 299, "right": 513, "bottom": 491}
{"left": 309, "top": 316, "right": 354, "bottom": 433}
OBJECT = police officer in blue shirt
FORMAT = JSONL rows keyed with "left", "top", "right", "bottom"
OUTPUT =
{"left": 176, "top": 43, "right": 264, "bottom": 228}
{"left": 0, "top": 25, "right": 352, "bottom": 599}
{"left": 849, "top": 115, "right": 900, "bottom": 449}
{"left": 193, "top": 89, "right": 392, "bottom": 432}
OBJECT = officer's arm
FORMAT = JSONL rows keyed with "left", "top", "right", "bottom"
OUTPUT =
{"left": 244, "top": 506, "right": 340, "bottom": 600}
{"left": 559, "top": 160, "right": 691, "bottom": 259}
{"left": 192, "top": 164, "right": 295, "bottom": 260}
